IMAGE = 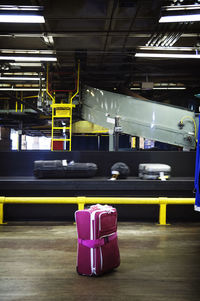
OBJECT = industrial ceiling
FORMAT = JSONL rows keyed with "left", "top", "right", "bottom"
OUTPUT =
{"left": 0, "top": 0, "right": 200, "bottom": 133}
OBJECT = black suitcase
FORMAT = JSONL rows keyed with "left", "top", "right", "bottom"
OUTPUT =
{"left": 34, "top": 160, "right": 98, "bottom": 179}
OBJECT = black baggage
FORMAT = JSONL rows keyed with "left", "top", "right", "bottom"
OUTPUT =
{"left": 110, "top": 162, "right": 130, "bottom": 180}
{"left": 34, "top": 160, "right": 98, "bottom": 179}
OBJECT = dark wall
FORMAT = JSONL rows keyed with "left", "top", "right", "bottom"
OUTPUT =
{"left": 0, "top": 150, "right": 196, "bottom": 177}
{"left": 71, "top": 134, "right": 130, "bottom": 151}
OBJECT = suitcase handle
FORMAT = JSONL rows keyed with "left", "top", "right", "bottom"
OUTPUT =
{"left": 78, "top": 232, "right": 117, "bottom": 248}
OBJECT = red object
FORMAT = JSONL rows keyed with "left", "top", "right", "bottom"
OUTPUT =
{"left": 75, "top": 204, "right": 120, "bottom": 276}
{"left": 52, "top": 140, "right": 64, "bottom": 150}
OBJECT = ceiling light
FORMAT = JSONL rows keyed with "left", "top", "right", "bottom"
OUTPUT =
{"left": 159, "top": 5, "right": 200, "bottom": 23}
{"left": 153, "top": 87, "right": 186, "bottom": 90}
{"left": 43, "top": 35, "right": 54, "bottom": 45}
{"left": 0, "top": 56, "right": 57, "bottom": 62}
{"left": 0, "top": 5, "right": 45, "bottom": 23}
{"left": 130, "top": 87, "right": 186, "bottom": 90}
{"left": 10, "top": 63, "right": 42, "bottom": 67}
{"left": 138, "top": 46, "right": 196, "bottom": 51}
{"left": 0, "top": 77, "right": 45, "bottom": 81}
{"left": 160, "top": 14, "right": 200, "bottom": 22}
{"left": 0, "top": 15, "right": 45, "bottom": 23}
{"left": 0, "top": 49, "right": 55, "bottom": 54}
{"left": 135, "top": 53, "right": 200, "bottom": 59}
{"left": 0, "top": 88, "right": 46, "bottom": 91}
{"left": 0, "top": 5, "right": 43, "bottom": 11}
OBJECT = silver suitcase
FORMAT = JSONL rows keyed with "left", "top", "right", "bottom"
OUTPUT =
{"left": 139, "top": 163, "right": 171, "bottom": 180}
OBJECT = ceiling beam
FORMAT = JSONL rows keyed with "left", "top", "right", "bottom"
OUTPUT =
{"left": 0, "top": 32, "right": 198, "bottom": 38}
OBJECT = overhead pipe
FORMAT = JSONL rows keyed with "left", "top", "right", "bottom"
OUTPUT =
{"left": 70, "top": 60, "right": 80, "bottom": 104}
{"left": 46, "top": 64, "right": 55, "bottom": 103}
{"left": 23, "top": 95, "right": 39, "bottom": 99}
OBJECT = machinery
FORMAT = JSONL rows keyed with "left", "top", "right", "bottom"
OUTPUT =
{"left": 82, "top": 86, "right": 198, "bottom": 150}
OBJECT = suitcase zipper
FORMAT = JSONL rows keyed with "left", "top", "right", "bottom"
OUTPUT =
{"left": 90, "top": 211, "right": 96, "bottom": 275}
{"left": 90, "top": 208, "right": 115, "bottom": 275}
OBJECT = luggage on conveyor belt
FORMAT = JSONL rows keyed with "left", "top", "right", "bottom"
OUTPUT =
{"left": 110, "top": 162, "right": 130, "bottom": 180}
{"left": 75, "top": 204, "right": 120, "bottom": 276}
{"left": 34, "top": 160, "right": 98, "bottom": 178}
{"left": 139, "top": 163, "right": 171, "bottom": 180}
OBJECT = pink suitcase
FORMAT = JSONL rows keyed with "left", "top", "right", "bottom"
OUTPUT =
{"left": 75, "top": 204, "right": 120, "bottom": 276}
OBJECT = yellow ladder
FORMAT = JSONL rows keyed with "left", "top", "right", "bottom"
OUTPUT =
{"left": 48, "top": 61, "right": 80, "bottom": 151}
{"left": 51, "top": 101, "right": 75, "bottom": 151}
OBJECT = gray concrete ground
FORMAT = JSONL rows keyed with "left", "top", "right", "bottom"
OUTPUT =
{"left": 0, "top": 222, "right": 200, "bottom": 301}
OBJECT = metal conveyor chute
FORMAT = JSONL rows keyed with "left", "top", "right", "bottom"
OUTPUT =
{"left": 82, "top": 86, "right": 197, "bottom": 150}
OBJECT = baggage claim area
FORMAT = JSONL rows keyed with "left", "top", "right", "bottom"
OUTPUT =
{"left": 0, "top": 1, "right": 200, "bottom": 300}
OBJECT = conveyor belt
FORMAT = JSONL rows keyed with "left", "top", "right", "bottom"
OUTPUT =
{"left": 0, "top": 176, "right": 194, "bottom": 197}
{"left": 1, "top": 177, "right": 197, "bottom": 222}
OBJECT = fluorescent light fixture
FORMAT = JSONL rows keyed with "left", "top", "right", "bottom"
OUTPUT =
{"left": 0, "top": 49, "right": 55, "bottom": 54}
{"left": 160, "top": 14, "right": 200, "bottom": 23}
{"left": 159, "top": 5, "right": 200, "bottom": 23}
{"left": 0, "top": 15, "right": 44, "bottom": 23}
{"left": 10, "top": 63, "right": 42, "bottom": 67}
{"left": 0, "top": 56, "right": 57, "bottom": 62}
{"left": 0, "top": 77, "right": 45, "bottom": 81}
{"left": 0, "top": 5, "right": 45, "bottom": 23}
{"left": 153, "top": 87, "right": 186, "bottom": 90}
{"left": 0, "top": 5, "right": 42, "bottom": 11}
{"left": 135, "top": 53, "right": 200, "bottom": 59}
{"left": 0, "top": 88, "right": 46, "bottom": 91}
{"left": 138, "top": 46, "right": 196, "bottom": 52}
{"left": 130, "top": 87, "right": 186, "bottom": 90}
{"left": 43, "top": 35, "right": 54, "bottom": 45}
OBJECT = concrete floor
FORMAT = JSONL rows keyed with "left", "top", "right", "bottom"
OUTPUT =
{"left": 0, "top": 222, "right": 200, "bottom": 301}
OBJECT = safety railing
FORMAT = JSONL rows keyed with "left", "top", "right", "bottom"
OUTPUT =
{"left": 0, "top": 196, "right": 195, "bottom": 226}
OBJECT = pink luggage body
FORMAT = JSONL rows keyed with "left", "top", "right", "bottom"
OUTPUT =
{"left": 75, "top": 204, "right": 120, "bottom": 276}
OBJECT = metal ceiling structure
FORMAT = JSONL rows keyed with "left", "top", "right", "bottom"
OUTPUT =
{"left": 0, "top": 0, "right": 199, "bottom": 89}
{"left": 0, "top": 0, "right": 200, "bottom": 135}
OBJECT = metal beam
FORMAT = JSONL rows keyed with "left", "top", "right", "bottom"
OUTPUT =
{"left": 0, "top": 32, "right": 198, "bottom": 38}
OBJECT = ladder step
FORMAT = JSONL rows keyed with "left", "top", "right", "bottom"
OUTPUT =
{"left": 52, "top": 138, "right": 70, "bottom": 141}
{"left": 52, "top": 115, "right": 71, "bottom": 118}
{"left": 53, "top": 127, "right": 70, "bottom": 130}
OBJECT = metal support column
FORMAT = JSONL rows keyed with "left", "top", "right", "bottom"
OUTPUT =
{"left": 18, "top": 121, "right": 23, "bottom": 151}
{"left": 114, "top": 116, "right": 120, "bottom": 151}
{"left": 109, "top": 129, "right": 114, "bottom": 151}
{"left": 195, "top": 115, "right": 200, "bottom": 211}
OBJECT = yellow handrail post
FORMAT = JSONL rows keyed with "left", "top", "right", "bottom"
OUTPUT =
{"left": 21, "top": 91, "right": 23, "bottom": 112}
{"left": 46, "top": 64, "right": 55, "bottom": 103}
{"left": 15, "top": 91, "right": 18, "bottom": 112}
{"left": 158, "top": 198, "right": 168, "bottom": 225}
{"left": 70, "top": 60, "right": 80, "bottom": 104}
{"left": 77, "top": 196, "right": 86, "bottom": 211}
{"left": 0, "top": 197, "right": 5, "bottom": 225}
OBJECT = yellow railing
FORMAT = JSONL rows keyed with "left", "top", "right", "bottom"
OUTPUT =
{"left": 0, "top": 196, "right": 195, "bottom": 225}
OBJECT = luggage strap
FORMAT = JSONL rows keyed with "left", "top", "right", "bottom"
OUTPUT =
{"left": 78, "top": 232, "right": 117, "bottom": 248}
